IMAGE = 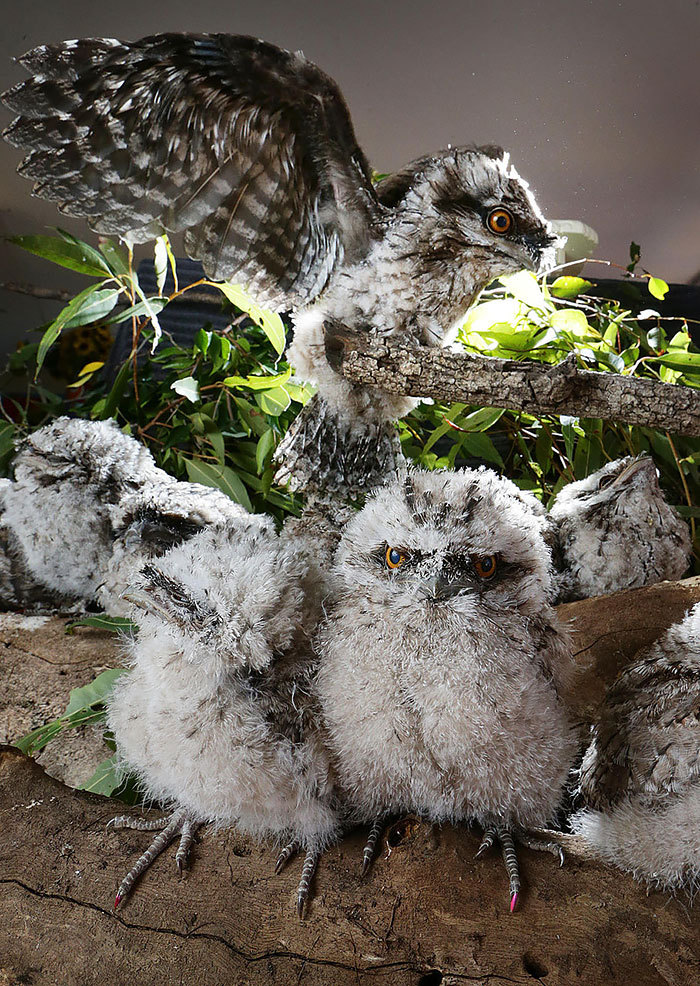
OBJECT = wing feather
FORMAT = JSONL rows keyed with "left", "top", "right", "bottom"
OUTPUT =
{"left": 2, "top": 33, "right": 382, "bottom": 306}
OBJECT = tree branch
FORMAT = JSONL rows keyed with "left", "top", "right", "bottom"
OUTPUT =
{"left": 326, "top": 329, "right": 700, "bottom": 436}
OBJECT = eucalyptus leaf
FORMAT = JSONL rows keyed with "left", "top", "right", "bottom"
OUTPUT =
{"left": 105, "top": 297, "right": 167, "bottom": 325}
{"left": 256, "top": 386, "right": 292, "bottom": 416}
{"left": 183, "top": 458, "right": 253, "bottom": 510}
{"left": 256, "top": 429, "right": 275, "bottom": 472}
{"left": 65, "top": 615, "right": 137, "bottom": 635}
{"left": 223, "top": 368, "right": 292, "bottom": 391}
{"left": 36, "top": 285, "right": 120, "bottom": 374}
{"left": 9, "top": 234, "right": 112, "bottom": 277}
{"left": 216, "top": 283, "right": 286, "bottom": 354}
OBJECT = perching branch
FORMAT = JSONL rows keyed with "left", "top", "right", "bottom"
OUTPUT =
{"left": 326, "top": 329, "right": 700, "bottom": 436}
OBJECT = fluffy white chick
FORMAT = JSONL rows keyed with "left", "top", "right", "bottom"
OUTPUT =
{"left": 549, "top": 455, "right": 691, "bottom": 603}
{"left": 0, "top": 416, "right": 254, "bottom": 613}
{"left": 100, "top": 476, "right": 252, "bottom": 615}
{"left": 570, "top": 602, "right": 700, "bottom": 894}
{"left": 107, "top": 519, "right": 338, "bottom": 916}
{"left": 0, "top": 417, "right": 163, "bottom": 608}
{"left": 315, "top": 466, "right": 578, "bottom": 911}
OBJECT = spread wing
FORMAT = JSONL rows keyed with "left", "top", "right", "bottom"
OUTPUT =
{"left": 2, "top": 33, "right": 382, "bottom": 306}
{"left": 580, "top": 655, "right": 700, "bottom": 810}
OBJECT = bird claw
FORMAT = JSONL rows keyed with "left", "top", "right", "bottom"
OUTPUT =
{"left": 275, "top": 840, "right": 299, "bottom": 875}
{"left": 360, "top": 819, "right": 383, "bottom": 877}
{"left": 108, "top": 810, "right": 200, "bottom": 908}
{"left": 475, "top": 825, "right": 520, "bottom": 913}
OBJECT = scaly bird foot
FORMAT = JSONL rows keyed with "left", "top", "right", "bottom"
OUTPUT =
{"left": 273, "top": 841, "right": 321, "bottom": 919}
{"left": 475, "top": 825, "right": 567, "bottom": 912}
{"left": 107, "top": 810, "right": 201, "bottom": 909}
{"left": 361, "top": 819, "right": 384, "bottom": 877}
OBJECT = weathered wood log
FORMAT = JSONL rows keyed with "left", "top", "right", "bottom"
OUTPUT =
{"left": 1, "top": 580, "right": 700, "bottom": 986}
{"left": 325, "top": 329, "right": 700, "bottom": 436}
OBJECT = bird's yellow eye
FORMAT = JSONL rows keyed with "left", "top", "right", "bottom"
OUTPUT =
{"left": 473, "top": 555, "right": 497, "bottom": 579}
{"left": 486, "top": 208, "right": 514, "bottom": 235}
{"left": 386, "top": 546, "right": 406, "bottom": 569}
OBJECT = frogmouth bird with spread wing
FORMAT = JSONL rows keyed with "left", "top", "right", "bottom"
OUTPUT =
{"left": 2, "top": 33, "right": 556, "bottom": 498}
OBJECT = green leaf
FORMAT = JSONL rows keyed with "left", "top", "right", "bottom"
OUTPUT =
{"left": 0, "top": 421, "right": 16, "bottom": 461}
{"left": 463, "top": 299, "right": 523, "bottom": 335}
{"left": 459, "top": 431, "right": 504, "bottom": 467}
{"left": 549, "top": 308, "right": 591, "bottom": 338}
{"left": 65, "top": 615, "right": 137, "bottom": 635}
{"left": 171, "top": 376, "right": 200, "bottom": 402}
{"left": 98, "top": 239, "right": 130, "bottom": 276}
{"left": 80, "top": 755, "right": 124, "bottom": 796}
{"left": 194, "top": 329, "right": 211, "bottom": 356}
{"left": 255, "top": 386, "right": 292, "bottom": 416}
{"left": 655, "top": 351, "right": 700, "bottom": 373}
{"left": 36, "top": 285, "right": 120, "bottom": 374}
{"left": 64, "top": 669, "right": 127, "bottom": 716}
{"left": 647, "top": 276, "right": 669, "bottom": 301}
{"left": 550, "top": 276, "right": 593, "bottom": 300}
{"left": 95, "top": 357, "right": 131, "bottom": 420}
{"left": 15, "top": 668, "right": 126, "bottom": 755}
{"left": 499, "top": 270, "right": 549, "bottom": 310}
{"left": 8, "top": 234, "right": 112, "bottom": 277}
{"left": 183, "top": 458, "right": 253, "bottom": 511}
{"left": 256, "top": 429, "right": 275, "bottom": 472}
{"left": 105, "top": 297, "right": 167, "bottom": 325}
{"left": 216, "top": 283, "right": 286, "bottom": 354}
{"left": 669, "top": 330, "right": 691, "bottom": 351}
{"left": 285, "top": 382, "right": 315, "bottom": 405}
{"left": 223, "top": 368, "right": 292, "bottom": 391}
{"left": 560, "top": 415, "right": 580, "bottom": 462}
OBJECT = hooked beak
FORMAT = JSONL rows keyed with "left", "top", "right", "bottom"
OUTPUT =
{"left": 420, "top": 575, "right": 467, "bottom": 603}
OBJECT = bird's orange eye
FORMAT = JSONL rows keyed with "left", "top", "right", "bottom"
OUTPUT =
{"left": 486, "top": 208, "right": 513, "bottom": 235}
{"left": 473, "top": 555, "right": 497, "bottom": 579}
{"left": 386, "top": 546, "right": 406, "bottom": 569}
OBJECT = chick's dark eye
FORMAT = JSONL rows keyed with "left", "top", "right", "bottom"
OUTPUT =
{"left": 486, "top": 207, "right": 513, "bottom": 235}
{"left": 472, "top": 555, "right": 497, "bottom": 579}
{"left": 598, "top": 473, "right": 616, "bottom": 490}
{"left": 386, "top": 546, "right": 406, "bottom": 570}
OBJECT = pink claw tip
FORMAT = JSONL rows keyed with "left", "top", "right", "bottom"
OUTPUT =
{"left": 510, "top": 892, "right": 519, "bottom": 913}
{"left": 114, "top": 894, "right": 122, "bottom": 910}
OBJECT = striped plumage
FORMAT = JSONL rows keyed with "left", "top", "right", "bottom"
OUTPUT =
{"left": 2, "top": 34, "right": 556, "bottom": 498}
{"left": 2, "top": 34, "right": 376, "bottom": 304}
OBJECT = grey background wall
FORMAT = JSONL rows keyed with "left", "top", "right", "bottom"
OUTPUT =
{"left": 0, "top": 0, "right": 698, "bottom": 358}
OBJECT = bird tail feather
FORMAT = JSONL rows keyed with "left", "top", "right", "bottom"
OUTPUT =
{"left": 273, "top": 395, "right": 403, "bottom": 503}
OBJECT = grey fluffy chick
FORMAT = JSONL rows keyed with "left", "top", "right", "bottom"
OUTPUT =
{"left": 2, "top": 33, "right": 556, "bottom": 499}
{"left": 107, "top": 521, "right": 337, "bottom": 916}
{"left": 548, "top": 455, "right": 691, "bottom": 603}
{"left": 0, "top": 417, "right": 163, "bottom": 609}
{"left": 315, "top": 466, "right": 578, "bottom": 911}
{"left": 0, "top": 417, "right": 250, "bottom": 613}
{"left": 570, "top": 602, "right": 700, "bottom": 894}
{"left": 101, "top": 475, "right": 254, "bottom": 615}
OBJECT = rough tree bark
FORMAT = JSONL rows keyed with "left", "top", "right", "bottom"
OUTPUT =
{"left": 325, "top": 329, "right": 700, "bottom": 436}
{"left": 1, "top": 579, "right": 699, "bottom": 986}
